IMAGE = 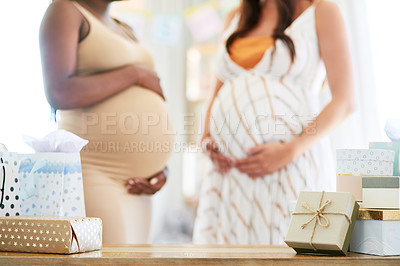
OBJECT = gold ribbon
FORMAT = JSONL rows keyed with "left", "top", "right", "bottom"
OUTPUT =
{"left": 292, "top": 191, "right": 352, "bottom": 250}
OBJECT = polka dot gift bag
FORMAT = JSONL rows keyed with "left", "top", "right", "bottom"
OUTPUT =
{"left": 18, "top": 130, "right": 88, "bottom": 217}
{"left": 0, "top": 151, "right": 21, "bottom": 217}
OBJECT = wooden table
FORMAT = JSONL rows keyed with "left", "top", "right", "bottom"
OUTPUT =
{"left": 0, "top": 245, "right": 399, "bottom": 265}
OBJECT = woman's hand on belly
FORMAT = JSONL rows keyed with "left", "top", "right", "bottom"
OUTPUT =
{"left": 133, "top": 65, "right": 165, "bottom": 100}
{"left": 125, "top": 168, "right": 168, "bottom": 195}
{"left": 202, "top": 137, "right": 233, "bottom": 174}
{"left": 234, "top": 142, "right": 296, "bottom": 178}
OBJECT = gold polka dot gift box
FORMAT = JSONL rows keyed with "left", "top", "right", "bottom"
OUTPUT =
{"left": 0, "top": 217, "right": 102, "bottom": 254}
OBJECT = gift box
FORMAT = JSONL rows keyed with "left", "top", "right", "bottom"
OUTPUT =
{"left": 336, "top": 174, "right": 363, "bottom": 201}
{"left": 18, "top": 153, "right": 86, "bottom": 217}
{"left": 336, "top": 149, "right": 394, "bottom": 176}
{"left": 0, "top": 216, "right": 102, "bottom": 254}
{"left": 370, "top": 142, "right": 400, "bottom": 175}
{"left": 285, "top": 191, "right": 359, "bottom": 255}
{"left": 350, "top": 209, "right": 400, "bottom": 256}
{"left": 0, "top": 152, "right": 21, "bottom": 217}
{"left": 362, "top": 176, "right": 400, "bottom": 209}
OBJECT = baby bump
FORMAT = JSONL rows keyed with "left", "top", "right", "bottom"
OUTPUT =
{"left": 210, "top": 74, "right": 309, "bottom": 159}
{"left": 58, "top": 86, "right": 175, "bottom": 180}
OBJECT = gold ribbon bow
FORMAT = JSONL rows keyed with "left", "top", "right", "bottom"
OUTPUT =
{"left": 292, "top": 191, "right": 352, "bottom": 250}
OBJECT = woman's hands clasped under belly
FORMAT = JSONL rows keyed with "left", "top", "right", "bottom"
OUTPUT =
{"left": 202, "top": 136, "right": 297, "bottom": 178}
{"left": 201, "top": 137, "right": 233, "bottom": 174}
{"left": 234, "top": 142, "right": 297, "bottom": 178}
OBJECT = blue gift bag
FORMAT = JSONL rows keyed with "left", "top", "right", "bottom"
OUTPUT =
{"left": 18, "top": 153, "right": 86, "bottom": 217}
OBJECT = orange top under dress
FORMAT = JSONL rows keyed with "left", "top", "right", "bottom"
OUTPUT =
{"left": 229, "top": 36, "right": 274, "bottom": 69}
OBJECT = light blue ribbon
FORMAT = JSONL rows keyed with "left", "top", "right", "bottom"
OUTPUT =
{"left": 19, "top": 158, "right": 48, "bottom": 200}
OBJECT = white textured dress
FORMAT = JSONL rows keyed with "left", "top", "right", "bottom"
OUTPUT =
{"left": 193, "top": 5, "right": 335, "bottom": 245}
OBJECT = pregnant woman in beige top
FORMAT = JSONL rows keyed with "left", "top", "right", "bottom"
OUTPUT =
{"left": 40, "top": 0, "right": 174, "bottom": 244}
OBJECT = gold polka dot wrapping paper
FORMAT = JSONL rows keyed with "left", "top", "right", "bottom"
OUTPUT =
{"left": 0, "top": 216, "right": 102, "bottom": 254}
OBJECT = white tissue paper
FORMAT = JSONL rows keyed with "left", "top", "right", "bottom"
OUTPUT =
{"left": 18, "top": 130, "right": 88, "bottom": 217}
{"left": 384, "top": 119, "right": 400, "bottom": 142}
{"left": 22, "top": 129, "right": 88, "bottom": 153}
{"left": 0, "top": 143, "right": 7, "bottom": 152}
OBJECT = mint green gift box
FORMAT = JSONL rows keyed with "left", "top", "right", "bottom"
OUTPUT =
{"left": 369, "top": 142, "right": 400, "bottom": 175}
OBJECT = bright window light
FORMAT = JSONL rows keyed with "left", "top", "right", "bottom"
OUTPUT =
{"left": 367, "top": 0, "right": 400, "bottom": 132}
{"left": 0, "top": 1, "right": 56, "bottom": 152}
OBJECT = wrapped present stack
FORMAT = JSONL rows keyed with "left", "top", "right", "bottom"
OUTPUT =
{"left": 285, "top": 120, "right": 400, "bottom": 256}
{"left": 336, "top": 149, "right": 395, "bottom": 201}
{"left": 345, "top": 120, "right": 400, "bottom": 256}
{"left": 0, "top": 131, "right": 103, "bottom": 254}
{"left": 348, "top": 142, "right": 400, "bottom": 256}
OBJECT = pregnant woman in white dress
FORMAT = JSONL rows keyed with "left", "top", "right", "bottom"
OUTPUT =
{"left": 193, "top": 0, "right": 355, "bottom": 244}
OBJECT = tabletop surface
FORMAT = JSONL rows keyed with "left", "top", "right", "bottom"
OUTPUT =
{"left": 1, "top": 245, "right": 400, "bottom": 265}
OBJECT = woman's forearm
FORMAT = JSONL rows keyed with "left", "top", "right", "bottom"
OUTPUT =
{"left": 288, "top": 1, "right": 357, "bottom": 160}
{"left": 289, "top": 96, "right": 356, "bottom": 160}
{"left": 45, "top": 64, "right": 140, "bottom": 110}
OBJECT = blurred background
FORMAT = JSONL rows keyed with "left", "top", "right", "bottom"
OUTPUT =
{"left": 0, "top": 0, "right": 399, "bottom": 243}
